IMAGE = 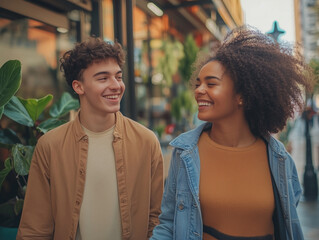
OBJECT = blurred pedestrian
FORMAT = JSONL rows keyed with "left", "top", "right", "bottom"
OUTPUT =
{"left": 151, "top": 26, "right": 314, "bottom": 240}
{"left": 17, "top": 37, "right": 164, "bottom": 240}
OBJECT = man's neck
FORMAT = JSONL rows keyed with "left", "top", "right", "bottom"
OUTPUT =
{"left": 79, "top": 111, "right": 116, "bottom": 132}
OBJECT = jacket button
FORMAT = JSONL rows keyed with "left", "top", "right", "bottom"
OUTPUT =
{"left": 178, "top": 203, "right": 184, "bottom": 210}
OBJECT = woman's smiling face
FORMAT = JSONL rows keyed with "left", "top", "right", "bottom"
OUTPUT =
{"left": 195, "top": 60, "right": 242, "bottom": 123}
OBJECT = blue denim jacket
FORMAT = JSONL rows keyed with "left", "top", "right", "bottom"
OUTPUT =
{"left": 151, "top": 123, "right": 303, "bottom": 240}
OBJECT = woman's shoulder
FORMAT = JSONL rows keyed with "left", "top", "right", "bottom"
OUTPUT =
{"left": 170, "top": 122, "right": 211, "bottom": 149}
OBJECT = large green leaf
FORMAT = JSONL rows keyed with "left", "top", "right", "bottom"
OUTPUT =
{"left": 37, "top": 118, "right": 67, "bottom": 134}
{"left": 0, "top": 198, "right": 19, "bottom": 227}
{"left": 12, "top": 144, "right": 34, "bottom": 176}
{"left": 0, "top": 60, "right": 22, "bottom": 108}
{"left": 49, "top": 92, "right": 79, "bottom": 118}
{"left": 0, "top": 129, "right": 21, "bottom": 148}
{"left": 18, "top": 94, "right": 53, "bottom": 123}
{"left": 0, "top": 158, "right": 13, "bottom": 191}
{"left": 14, "top": 198, "right": 24, "bottom": 215}
{"left": 4, "top": 96, "right": 34, "bottom": 127}
{"left": 0, "top": 106, "right": 3, "bottom": 119}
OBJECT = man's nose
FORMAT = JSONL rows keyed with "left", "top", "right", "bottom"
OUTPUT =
{"left": 109, "top": 77, "right": 120, "bottom": 89}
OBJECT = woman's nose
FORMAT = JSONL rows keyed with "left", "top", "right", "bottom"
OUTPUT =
{"left": 195, "top": 84, "right": 206, "bottom": 95}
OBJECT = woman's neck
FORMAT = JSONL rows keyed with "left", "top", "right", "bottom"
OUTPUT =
{"left": 209, "top": 120, "right": 256, "bottom": 148}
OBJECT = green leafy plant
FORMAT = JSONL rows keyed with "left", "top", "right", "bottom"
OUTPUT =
{"left": 171, "top": 35, "right": 199, "bottom": 132}
{"left": 179, "top": 34, "right": 199, "bottom": 83}
{"left": 0, "top": 60, "right": 79, "bottom": 228}
{"left": 157, "top": 39, "right": 184, "bottom": 86}
{"left": 154, "top": 124, "right": 165, "bottom": 139}
{"left": 0, "top": 60, "right": 21, "bottom": 119}
{"left": 309, "top": 58, "right": 319, "bottom": 94}
{"left": 171, "top": 90, "right": 197, "bottom": 123}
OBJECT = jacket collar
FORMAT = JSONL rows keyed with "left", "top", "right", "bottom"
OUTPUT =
{"left": 73, "top": 110, "right": 124, "bottom": 142}
{"left": 170, "top": 122, "right": 211, "bottom": 150}
{"left": 73, "top": 111, "right": 86, "bottom": 142}
{"left": 113, "top": 111, "right": 124, "bottom": 140}
{"left": 170, "top": 122, "right": 286, "bottom": 158}
{"left": 262, "top": 134, "right": 287, "bottom": 157}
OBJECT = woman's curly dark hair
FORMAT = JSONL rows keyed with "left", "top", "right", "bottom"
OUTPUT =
{"left": 191, "top": 26, "right": 314, "bottom": 137}
{"left": 60, "top": 37, "right": 125, "bottom": 88}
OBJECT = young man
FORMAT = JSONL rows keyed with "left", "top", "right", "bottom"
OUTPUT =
{"left": 17, "top": 38, "right": 164, "bottom": 240}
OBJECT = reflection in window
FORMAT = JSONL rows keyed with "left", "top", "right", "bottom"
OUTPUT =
{"left": 102, "top": 0, "right": 114, "bottom": 42}
{"left": 0, "top": 17, "right": 76, "bottom": 99}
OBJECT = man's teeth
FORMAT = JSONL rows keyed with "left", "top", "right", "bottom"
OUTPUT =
{"left": 198, "top": 102, "right": 211, "bottom": 106}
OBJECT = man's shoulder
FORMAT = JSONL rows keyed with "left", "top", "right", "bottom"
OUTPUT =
{"left": 121, "top": 115, "right": 158, "bottom": 141}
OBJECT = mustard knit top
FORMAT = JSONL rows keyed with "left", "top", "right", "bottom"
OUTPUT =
{"left": 198, "top": 131, "right": 274, "bottom": 240}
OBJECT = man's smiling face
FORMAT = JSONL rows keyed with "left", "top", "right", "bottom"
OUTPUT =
{"left": 75, "top": 58, "right": 125, "bottom": 116}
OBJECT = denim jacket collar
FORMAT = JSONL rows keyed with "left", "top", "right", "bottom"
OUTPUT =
{"left": 170, "top": 122, "right": 286, "bottom": 158}
{"left": 170, "top": 122, "right": 210, "bottom": 150}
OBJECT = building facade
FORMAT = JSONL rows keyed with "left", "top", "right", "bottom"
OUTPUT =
{"left": 0, "top": 0, "right": 243, "bottom": 129}
{"left": 295, "top": 0, "right": 319, "bottom": 61}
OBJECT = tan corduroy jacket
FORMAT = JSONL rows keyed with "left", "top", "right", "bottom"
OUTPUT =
{"left": 17, "top": 111, "right": 164, "bottom": 240}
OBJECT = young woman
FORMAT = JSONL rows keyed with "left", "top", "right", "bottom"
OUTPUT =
{"left": 151, "top": 27, "right": 313, "bottom": 240}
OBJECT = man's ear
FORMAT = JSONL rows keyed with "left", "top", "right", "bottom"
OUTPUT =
{"left": 72, "top": 80, "right": 84, "bottom": 95}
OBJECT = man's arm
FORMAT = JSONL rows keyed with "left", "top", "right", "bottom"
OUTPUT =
{"left": 16, "top": 138, "right": 54, "bottom": 239}
{"left": 147, "top": 139, "right": 164, "bottom": 238}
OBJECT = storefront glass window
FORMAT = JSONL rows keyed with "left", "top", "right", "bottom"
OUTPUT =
{"left": 133, "top": 7, "right": 170, "bottom": 130}
{"left": 0, "top": 17, "right": 77, "bottom": 99}
{"left": 102, "top": 0, "right": 114, "bottom": 42}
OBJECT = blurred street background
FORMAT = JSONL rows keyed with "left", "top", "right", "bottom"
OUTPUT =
{"left": 0, "top": 0, "right": 319, "bottom": 239}
{"left": 289, "top": 116, "right": 319, "bottom": 240}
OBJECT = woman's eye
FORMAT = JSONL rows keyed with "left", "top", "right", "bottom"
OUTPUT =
{"left": 98, "top": 77, "right": 107, "bottom": 81}
{"left": 195, "top": 84, "right": 200, "bottom": 88}
{"left": 207, "top": 83, "right": 216, "bottom": 86}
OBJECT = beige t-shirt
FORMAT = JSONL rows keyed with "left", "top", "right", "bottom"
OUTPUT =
{"left": 76, "top": 125, "right": 121, "bottom": 240}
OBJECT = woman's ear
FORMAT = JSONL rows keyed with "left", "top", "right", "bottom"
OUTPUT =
{"left": 72, "top": 80, "right": 84, "bottom": 95}
{"left": 237, "top": 95, "right": 243, "bottom": 106}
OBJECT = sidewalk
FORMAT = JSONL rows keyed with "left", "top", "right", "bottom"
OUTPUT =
{"left": 297, "top": 199, "right": 319, "bottom": 240}
{"left": 289, "top": 118, "right": 319, "bottom": 240}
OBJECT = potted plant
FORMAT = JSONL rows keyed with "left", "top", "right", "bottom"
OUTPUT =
{"left": 171, "top": 34, "right": 198, "bottom": 133}
{"left": 0, "top": 60, "right": 79, "bottom": 239}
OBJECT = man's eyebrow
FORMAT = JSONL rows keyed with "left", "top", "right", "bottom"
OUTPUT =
{"left": 93, "top": 70, "right": 122, "bottom": 77}
{"left": 196, "top": 75, "right": 221, "bottom": 81}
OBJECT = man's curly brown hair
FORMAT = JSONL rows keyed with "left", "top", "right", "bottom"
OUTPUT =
{"left": 60, "top": 37, "right": 125, "bottom": 89}
{"left": 191, "top": 26, "right": 314, "bottom": 137}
